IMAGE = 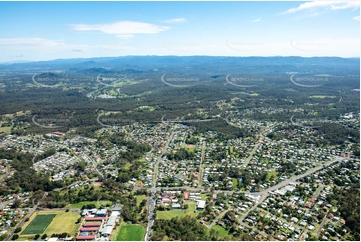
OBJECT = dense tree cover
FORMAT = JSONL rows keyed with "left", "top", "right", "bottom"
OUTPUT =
{"left": 39, "top": 179, "right": 128, "bottom": 208}
{"left": 167, "top": 148, "right": 194, "bottom": 160}
{"left": 108, "top": 133, "right": 151, "bottom": 162}
{"left": 0, "top": 149, "right": 63, "bottom": 195}
{"left": 326, "top": 185, "right": 360, "bottom": 241}
{"left": 151, "top": 216, "right": 210, "bottom": 241}
{"left": 186, "top": 119, "right": 251, "bottom": 140}
{"left": 314, "top": 123, "right": 360, "bottom": 145}
{"left": 33, "top": 147, "right": 56, "bottom": 163}
{"left": 185, "top": 135, "right": 199, "bottom": 144}
{"left": 151, "top": 215, "right": 254, "bottom": 241}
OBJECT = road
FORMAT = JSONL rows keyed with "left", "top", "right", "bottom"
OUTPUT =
{"left": 243, "top": 124, "right": 276, "bottom": 167}
{"left": 240, "top": 194, "right": 268, "bottom": 223}
{"left": 145, "top": 128, "right": 175, "bottom": 241}
{"left": 317, "top": 215, "right": 328, "bottom": 234}
{"left": 198, "top": 139, "right": 206, "bottom": 188}
{"left": 5, "top": 204, "right": 38, "bottom": 241}
{"left": 252, "top": 156, "right": 346, "bottom": 197}
{"left": 81, "top": 152, "right": 104, "bottom": 179}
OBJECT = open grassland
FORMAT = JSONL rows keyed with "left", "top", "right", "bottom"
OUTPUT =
{"left": 156, "top": 201, "right": 197, "bottom": 220}
{"left": 211, "top": 225, "right": 229, "bottom": 238}
{"left": 136, "top": 195, "right": 147, "bottom": 207}
{"left": 115, "top": 223, "right": 145, "bottom": 241}
{"left": 65, "top": 200, "right": 111, "bottom": 209}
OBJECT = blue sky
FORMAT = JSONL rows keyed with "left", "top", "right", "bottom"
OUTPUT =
{"left": 0, "top": 1, "right": 359, "bottom": 62}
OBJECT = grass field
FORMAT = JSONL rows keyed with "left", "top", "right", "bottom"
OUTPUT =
{"left": 65, "top": 200, "right": 111, "bottom": 209}
{"left": 136, "top": 195, "right": 147, "bottom": 207}
{"left": 156, "top": 201, "right": 197, "bottom": 220}
{"left": 19, "top": 210, "right": 80, "bottom": 240}
{"left": 232, "top": 178, "right": 238, "bottom": 190}
{"left": 211, "top": 225, "right": 229, "bottom": 238}
{"left": 115, "top": 224, "right": 145, "bottom": 241}
{"left": 22, "top": 214, "right": 56, "bottom": 234}
{"left": 0, "top": 125, "right": 11, "bottom": 133}
{"left": 309, "top": 95, "right": 336, "bottom": 99}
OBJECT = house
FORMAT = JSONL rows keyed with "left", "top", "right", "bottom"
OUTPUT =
{"left": 184, "top": 192, "right": 190, "bottom": 200}
{"left": 305, "top": 202, "right": 312, "bottom": 208}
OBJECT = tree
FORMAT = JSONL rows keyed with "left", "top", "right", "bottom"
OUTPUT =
{"left": 11, "top": 234, "right": 19, "bottom": 240}
{"left": 34, "top": 234, "right": 40, "bottom": 240}
{"left": 0, "top": 234, "right": 7, "bottom": 241}
{"left": 14, "top": 227, "right": 21, "bottom": 233}
{"left": 41, "top": 234, "right": 48, "bottom": 240}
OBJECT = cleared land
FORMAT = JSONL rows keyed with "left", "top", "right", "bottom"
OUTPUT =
{"left": 65, "top": 200, "right": 111, "bottom": 209}
{"left": 22, "top": 214, "right": 56, "bottom": 234}
{"left": 136, "top": 195, "right": 147, "bottom": 207}
{"left": 115, "top": 224, "right": 145, "bottom": 241}
{"left": 211, "top": 225, "right": 229, "bottom": 238}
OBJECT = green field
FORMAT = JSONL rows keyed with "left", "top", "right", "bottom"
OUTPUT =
{"left": 19, "top": 210, "right": 81, "bottom": 240}
{"left": 116, "top": 224, "right": 145, "bottom": 241}
{"left": 211, "top": 225, "right": 229, "bottom": 238}
{"left": 136, "top": 195, "right": 147, "bottom": 207}
{"left": 309, "top": 95, "right": 336, "bottom": 99}
{"left": 22, "top": 214, "right": 56, "bottom": 234}
{"left": 156, "top": 201, "right": 197, "bottom": 220}
{"left": 65, "top": 200, "right": 111, "bottom": 208}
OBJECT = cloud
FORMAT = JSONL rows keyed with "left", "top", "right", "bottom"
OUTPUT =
{"left": 282, "top": 1, "right": 360, "bottom": 14}
{"left": 163, "top": 18, "right": 187, "bottom": 23}
{"left": 0, "top": 38, "right": 65, "bottom": 47}
{"left": 353, "top": 16, "right": 360, "bottom": 21}
{"left": 251, "top": 17, "right": 262, "bottom": 22}
{"left": 70, "top": 21, "right": 169, "bottom": 39}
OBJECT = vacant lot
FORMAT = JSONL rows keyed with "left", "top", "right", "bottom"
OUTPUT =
{"left": 156, "top": 201, "right": 197, "bottom": 220}
{"left": 211, "top": 225, "right": 229, "bottom": 238}
{"left": 115, "top": 224, "right": 145, "bottom": 241}
{"left": 65, "top": 200, "right": 111, "bottom": 209}
{"left": 22, "top": 214, "right": 56, "bottom": 234}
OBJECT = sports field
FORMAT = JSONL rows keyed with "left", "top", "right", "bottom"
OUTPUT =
{"left": 19, "top": 210, "right": 81, "bottom": 240}
{"left": 22, "top": 214, "right": 56, "bottom": 234}
{"left": 115, "top": 224, "right": 145, "bottom": 241}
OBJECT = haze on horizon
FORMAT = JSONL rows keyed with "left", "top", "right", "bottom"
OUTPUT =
{"left": 0, "top": 1, "right": 359, "bottom": 63}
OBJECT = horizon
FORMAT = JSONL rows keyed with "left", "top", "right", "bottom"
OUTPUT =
{"left": 0, "top": 1, "right": 359, "bottom": 62}
{"left": 1, "top": 55, "right": 360, "bottom": 65}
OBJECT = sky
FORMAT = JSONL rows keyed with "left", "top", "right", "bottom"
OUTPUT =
{"left": 0, "top": 1, "right": 359, "bottom": 62}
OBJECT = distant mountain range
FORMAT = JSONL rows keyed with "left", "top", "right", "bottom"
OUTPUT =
{"left": 1, "top": 56, "right": 359, "bottom": 73}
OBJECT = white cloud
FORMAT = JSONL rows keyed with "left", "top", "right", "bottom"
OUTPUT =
{"left": 0, "top": 38, "right": 65, "bottom": 47}
{"left": 163, "top": 18, "right": 187, "bottom": 23}
{"left": 353, "top": 16, "right": 360, "bottom": 21}
{"left": 282, "top": 1, "right": 360, "bottom": 14}
{"left": 251, "top": 17, "right": 262, "bottom": 23}
{"left": 70, "top": 21, "right": 169, "bottom": 39}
